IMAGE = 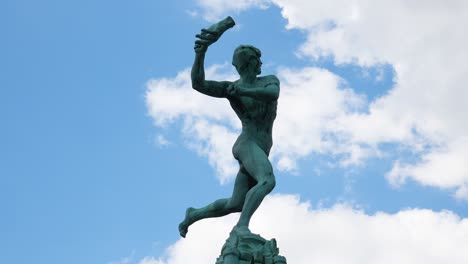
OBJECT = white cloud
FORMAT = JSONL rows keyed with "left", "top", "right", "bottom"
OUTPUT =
{"left": 195, "top": 0, "right": 270, "bottom": 21}
{"left": 139, "top": 257, "right": 165, "bottom": 264}
{"left": 141, "top": 194, "right": 468, "bottom": 264}
{"left": 271, "top": 67, "right": 367, "bottom": 166}
{"left": 266, "top": 0, "right": 468, "bottom": 198}
{"left": 145, "top": 64, "right": 238, "bottom": 128}
{"left": 183, "top": 118, "right": 239, "bottom": 183}
{"left": 155, "top": 134, "right": 171, "bottom": 148}
{"left": 386, "top": 138, "right": 468, "bottom": 200}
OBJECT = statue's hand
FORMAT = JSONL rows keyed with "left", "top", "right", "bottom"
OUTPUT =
{"left": 194, "top": 42, "right": 208, "bottom": 53}
{"left": 196, "top": 28, "right": 221, "bottom": 45}
{"left": 194, "top": 28, "right": 220, "bottom": 53}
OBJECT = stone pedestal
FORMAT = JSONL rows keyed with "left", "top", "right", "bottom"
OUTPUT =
{"left": 215, "top": 229, "right": 287, "bottom": 264}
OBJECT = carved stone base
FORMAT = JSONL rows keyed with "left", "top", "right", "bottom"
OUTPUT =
{"left": 215, "top": 228, "right": 287, "bottom": 264}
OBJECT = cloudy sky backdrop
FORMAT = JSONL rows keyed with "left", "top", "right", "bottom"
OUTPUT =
{"left": 2, "top": 0, "right": 468, "bottom": 263}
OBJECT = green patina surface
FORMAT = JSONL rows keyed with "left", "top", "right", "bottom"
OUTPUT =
{"left": 178, "top": 16, "right": 287, "bottom": 264}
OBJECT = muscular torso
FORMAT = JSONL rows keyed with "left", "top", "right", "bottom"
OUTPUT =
{"left": 229, "top": 76, "right": 278, "bottom": 156}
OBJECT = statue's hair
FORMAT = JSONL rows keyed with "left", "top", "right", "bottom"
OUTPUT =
{"left": 232, "top": 45, "right": 261, "bottom": 74}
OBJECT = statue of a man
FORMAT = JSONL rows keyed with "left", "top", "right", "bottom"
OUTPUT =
{"left": 179, "top": 20, "right": 280, "bottom": 238}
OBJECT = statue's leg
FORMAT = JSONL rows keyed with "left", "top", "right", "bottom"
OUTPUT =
{"left": 178, "top": 168, "right": 253, "bottom": 237}
{"left": 235, "top": 142, "right": 275, "bottom": 230}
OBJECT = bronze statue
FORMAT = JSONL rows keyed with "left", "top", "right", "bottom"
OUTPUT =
{"left": 179, "top": 16, "right": 280, "bottom": 239}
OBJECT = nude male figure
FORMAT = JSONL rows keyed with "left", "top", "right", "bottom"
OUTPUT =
{"left": 178, "top": 26, "right": 280, "bottom": 238}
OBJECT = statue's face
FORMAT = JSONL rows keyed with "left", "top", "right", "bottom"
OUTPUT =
{"left": 246, "top": 56, "right": 262, "bottom": 76}
{"left": 253, "top": 57, "right": 262, "bottom": 75}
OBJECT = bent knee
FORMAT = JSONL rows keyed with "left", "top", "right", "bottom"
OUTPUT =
{"left": 260, "top": 178, "right": 276, "bottom": 193}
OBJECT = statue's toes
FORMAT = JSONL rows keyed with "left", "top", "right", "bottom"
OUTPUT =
{"left": 178, "top": 222, "right": 188, "bottom": 238}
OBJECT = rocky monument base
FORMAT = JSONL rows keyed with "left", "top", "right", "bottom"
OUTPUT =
{"left": 216, "top": 228, "right": 287, "bottom": 264}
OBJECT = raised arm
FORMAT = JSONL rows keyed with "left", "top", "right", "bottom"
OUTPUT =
{"left": 191, "top": 17, "right": 235, "bottom": 98}
{"left": 191, "top": 42, "right": 230, "bottom": 98}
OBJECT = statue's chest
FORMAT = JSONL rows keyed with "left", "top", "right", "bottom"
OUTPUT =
{"left": 240, "top": 96, "right": 259, "bottom": 110}
{"left": 233, "top": 97, "right": 271, "bottom": 119}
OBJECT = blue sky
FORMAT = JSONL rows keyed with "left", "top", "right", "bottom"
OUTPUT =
{"left": 2, "top": 1, "right": 468, "bottom": 264}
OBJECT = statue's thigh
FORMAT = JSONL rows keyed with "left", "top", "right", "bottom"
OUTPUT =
{"left": 238, "top": 142, "right": 273, "bottom": 182}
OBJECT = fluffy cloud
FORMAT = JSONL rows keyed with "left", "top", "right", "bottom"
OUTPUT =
{"left": 140, "top": 194, "right": 468, "bottom": 264}
{"left": 194, "top": 0, "right": 270, "bottom": 21}
{"left": 387, "top": 138, "right": 468, "bottom": 201}
{"left": 139, "top": 257, "right": 165, "bottom": 264}
{"left": 272, "top": 67, "right": 366, "bottom": 168}
{"left": 155, "top": 134, "right": 171, "bottom": 148}
{"left": 146, "top": 65, "right": 239, "bottom": 128}
{"left": 187, "top": 0, "right": 468, "bottom": 199}
{"left": 268, "top": 0, "right": 468, "bottom": 198}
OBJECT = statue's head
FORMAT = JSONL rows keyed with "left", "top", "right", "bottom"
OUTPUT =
{"left": 232, "top": 45, "right": 262, "bottom": 76}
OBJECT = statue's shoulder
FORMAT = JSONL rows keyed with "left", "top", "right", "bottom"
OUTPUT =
{"left": 259, "top": 75, "right": 280, "bottom": 86}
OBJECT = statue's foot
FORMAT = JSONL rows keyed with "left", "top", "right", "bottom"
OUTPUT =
{"left": 178, "top": 207, "right": 195, "bottom": 238}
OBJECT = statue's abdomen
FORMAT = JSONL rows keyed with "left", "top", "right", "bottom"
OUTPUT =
{"left": 231, "top": 99, "right": 277, "bottom": 157}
